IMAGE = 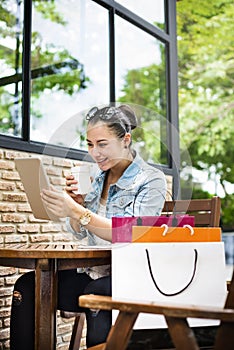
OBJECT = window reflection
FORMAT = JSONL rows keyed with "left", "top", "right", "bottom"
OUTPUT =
{"left": 0, "top": 0, "right": 23, "bottom": 137}
{"left": 0, "top": 0, "right": 170, "bottom": 166}
{"left": 117, "top": 0, "right": 165, "bottom": 30}
{"left": 115, "top": 16, "right": 167, "bottom": 165}
{"left": 31, "top": 0, "right": 109, "bottom": 146}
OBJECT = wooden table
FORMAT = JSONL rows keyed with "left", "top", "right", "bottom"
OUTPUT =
{"left": 0, "top": 243, "right": 111, "bottom": 350}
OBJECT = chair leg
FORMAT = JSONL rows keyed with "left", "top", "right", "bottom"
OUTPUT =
{"left": 69, "top": 312, "right": 86, "bottom": 350}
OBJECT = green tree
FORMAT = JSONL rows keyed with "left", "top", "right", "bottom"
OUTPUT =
{"left": 177, "top": 0, "right": 234, "bottom": 227}
{"left": 177, "top": 0, "right": 234, "bottom": 193}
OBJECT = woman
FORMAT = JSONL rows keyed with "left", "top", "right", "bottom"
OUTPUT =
{"left": 10, "top": 104, "right": 167, "bottom": 349}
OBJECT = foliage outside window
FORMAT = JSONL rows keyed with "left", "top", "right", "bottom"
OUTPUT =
{"left": 177, "top": 0, "right": 234, "bottom": 228}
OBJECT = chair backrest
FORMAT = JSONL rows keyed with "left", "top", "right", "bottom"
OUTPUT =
{"left": 162, "top": 196, "right": 221, "bottom": 227}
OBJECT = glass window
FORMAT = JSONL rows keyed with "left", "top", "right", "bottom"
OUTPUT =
{"left": 117, "top": 0, "right": 165, "bottom": 30}
{"left": 0, "top": 0, "right": 179, "bottom": 177}
{"left": 31, "top": 0, "right": 109, "bottom": 147}
{"left": 115, "top": 15, "right": 167, "bottom": 165}
{"left": 0, "top": 0, "right": 23, "bottom": 137}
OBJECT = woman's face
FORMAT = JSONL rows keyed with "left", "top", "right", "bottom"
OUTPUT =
{"left": 86, "top": 122, "right": 127, "bottom": 171}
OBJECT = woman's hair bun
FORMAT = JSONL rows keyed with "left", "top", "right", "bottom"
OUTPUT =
{"left": 119, "top": 104, "right": 138, "bottom": 130}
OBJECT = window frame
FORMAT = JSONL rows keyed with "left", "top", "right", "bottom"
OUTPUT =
{"left": 0, "top": 0, "right": 180, "bottom": 196}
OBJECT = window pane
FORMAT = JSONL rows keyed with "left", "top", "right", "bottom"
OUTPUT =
{"left": 0, "top": 0, "right": 23, "bottom": 137}
{"left": 117, "top": 0, "right": 165, "bottom": 30}
{"left": 31, "top": 0, "right": 109, "bottom": 147}
{"left": 115, "top": 16, "right": 168, "bottom": 165}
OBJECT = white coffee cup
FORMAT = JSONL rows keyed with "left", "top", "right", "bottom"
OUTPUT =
{"left": 71, "top": 165, "right": 92, "bottom": 195}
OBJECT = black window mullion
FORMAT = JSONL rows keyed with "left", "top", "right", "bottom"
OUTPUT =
{"left": 109, "top": 7, "right": 115, "bottom": 103}
{"left": 166, "top": 0, "right": 180, "bottom": 199}
{"left": 21, "top": 0, "right": 32, "bottom": 141}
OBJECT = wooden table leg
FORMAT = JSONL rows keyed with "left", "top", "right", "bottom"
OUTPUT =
{"left": 35, "top": 258, "right": 58, "bottom": 350}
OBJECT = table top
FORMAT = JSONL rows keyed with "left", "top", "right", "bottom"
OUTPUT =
{"left": 0, "top": 243, "right": 111, "bottom": 259}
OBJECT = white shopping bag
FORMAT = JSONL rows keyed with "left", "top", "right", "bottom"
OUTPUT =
{"left": 112, "top": 242, "right": 227, "bottom": 329}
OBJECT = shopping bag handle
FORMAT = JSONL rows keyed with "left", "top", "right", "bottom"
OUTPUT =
{"left": 146, "top": 248, "right": 198, "bottom": 296}
{"left": 161, "top": 224, "right": 194, "bottom": 236}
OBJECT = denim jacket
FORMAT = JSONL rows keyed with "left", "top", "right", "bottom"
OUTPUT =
{"left": 67, "top": 152, "right": 167, "bottom": 246}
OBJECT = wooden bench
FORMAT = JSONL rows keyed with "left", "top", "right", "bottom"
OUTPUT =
{"left": 79, "top": 269, "right": 234, "bottom": 350}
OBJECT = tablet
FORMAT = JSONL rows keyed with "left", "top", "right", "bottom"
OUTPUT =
{"left": 15, "top": 157, "right": 58, "bottom": 221}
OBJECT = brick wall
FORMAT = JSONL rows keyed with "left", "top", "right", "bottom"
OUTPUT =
{"left": 0, "top": 148, "right": 87, "bottom": 350}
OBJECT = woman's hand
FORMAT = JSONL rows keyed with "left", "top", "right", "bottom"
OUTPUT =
{"left": 41, "top": 186, "right": 81, "bottom": 219}
{"left": 65, "top": 174, "right": 84, "bottom": 205}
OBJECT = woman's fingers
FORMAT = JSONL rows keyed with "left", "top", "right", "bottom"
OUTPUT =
{"left": 41, "top": 184, "right": 84, "bottom": 218}
{"left": 64, "top": 174, "right": 85, "bottom": 205}
{"left": 65, "top": 174, "right": 76, "bottom": 185}
{"left": 41, "top": 188, "right": 60, "bottom": 205}
{"left": 65, "top": 175, "right": 78, "bottom": 194}
{"left": 41, "top": 188, "right": 71, "bottom": 218}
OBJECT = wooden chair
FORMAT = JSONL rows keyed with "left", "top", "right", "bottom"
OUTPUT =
{"left": 60, "top": 310, "right": 85, "bottom": 350}
{"left": 162, "top": 196, "right": 221, "bottom": 227}
{"left": 68, "top": 196, "right": 221, "bottom": 349}
{"left": 79, "top": 268, "right": 234, "bottom": 350}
